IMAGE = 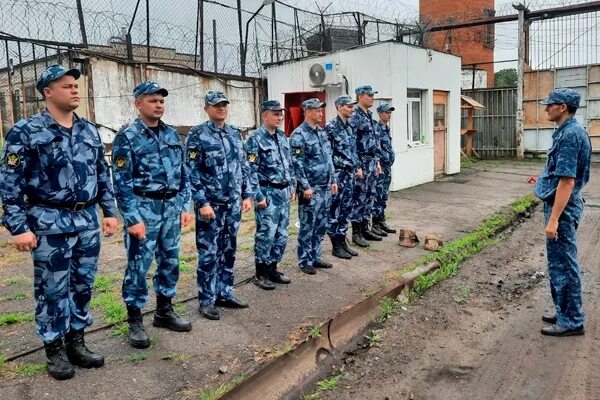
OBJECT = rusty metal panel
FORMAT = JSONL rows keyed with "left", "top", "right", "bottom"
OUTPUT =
{"left": 588, "top": 120, "right": 600, "bottom": 135}
{"left": 556, "top": 67, "right": 588, "bottom": 87}
{"left": 589, "top": 65, "right": 600, "bottom": 83}
{"left": 524, "top": 101, "right": 553, "bottom": 128}
{"left": 524, "top": 70, "right": 554, "bottom": 101}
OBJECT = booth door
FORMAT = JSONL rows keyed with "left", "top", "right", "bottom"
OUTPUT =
{"left": 433, "top": 91, "right": 448, "bottom": 174}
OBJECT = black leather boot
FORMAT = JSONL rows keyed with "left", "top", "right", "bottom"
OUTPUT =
{"left": 376, "top": 216, "right": 396, "bottom": 234}
{"left": 351, "top": 222, "right": 369, "bottom": 247}
{"left": 331, "top": 236, "right": 352, "bottom": 259}
{"left": 44, "top": 338, "right": 75, "bottom": 380}
{"left": 153, "top": 295, "right": 192, "bottom": 332}
{"left": 370, "top": 218, "right": 387, "bottom": 237}
{"left": 314, "top": 259, "right": 333, "bottom": 268}
{"left": 127, "top": 305, "right": 151, "bottom": 349}
{"left": 342, "top": 237, "right": 358, "bottom": 256}
{"left": 361, "top": 220, "right": 382, "bottom": 241}
{"left": 268, "top": 262, "right": 291, "bottom": 284}
{"left": 254, "top": 262, "right": 276, "bottom": 290}
{"left": 65, "top": 329, "right": 104, "bottom": 368}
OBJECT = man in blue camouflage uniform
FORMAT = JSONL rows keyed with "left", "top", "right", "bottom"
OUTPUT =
{"left": 325, "top": 95, "right": 363, "bottom": 258}
{"left": 349, "top": 85, "right": 385, "bottom": 244}
{"left": 246, "top": 100, "right": 294, "bottom": 290}
{"left": 534, "top": 88, "right": 591, "bottom": 337}
{"left": 112, "top": 81, "right": 193, "bottom": 349}
{"left": 372, "top": 103, "right": 397, "bottom": 235}
{"left": 186, "top": 90, "right": 253, "bottom": 320}
{"left": 290, "top": 98, "right": 338, "bottom": 274}
{"left": 0, "top": 65, "right": 118, "bottom": 380}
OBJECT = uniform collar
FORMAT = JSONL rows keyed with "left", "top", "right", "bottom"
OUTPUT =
{"left": 354, "top": 106, "right": 372, "bottom": 118}
{"left": 207, "top": 120, "right": 228, "bottom": 132}
{"left": 134, "top": 117, "right": 165, "bottom": 133}
{"left": 301, "top": 121, "right": 320, "bottom": 132}
{"left": 259, "top": 124, "right": 281, "bottom": 137}
{"left": 41, "top": 108, "right": 82, "bottom": 129}
{"left": 336, "top": 115, "right": 349, "bottom": 126}
{"left": 554, "top": 115, "right": 576, "bottom": 138}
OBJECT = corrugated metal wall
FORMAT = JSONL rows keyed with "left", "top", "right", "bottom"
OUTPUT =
{"left": 462, "top": 87, "right": 517, "bottom": 158}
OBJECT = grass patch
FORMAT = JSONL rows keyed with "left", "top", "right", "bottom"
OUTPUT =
{"left": 0, "top": 312, "right": 34, "bottom": 326}
{"left": 3, "top": 275, "right": 29, "bottom": 286}
{"left": 0, "top": 292, "right": 27, "bottom": 303}
{"left": 93, "top": 274, "right": 121, "bottom": 294}
{"left": 111, "top": 323, "right": 128, "bottom": 336}
{"left": 90, "top": 293, "right": 126, "bottom": 324}
{"left": 15, "top": 362, "right": 47, "bottom": 377}
{"left": 173, "top": 302, "right": 187, "bottom": 314}
{"left": 288, "top": 225, "right": 299, "bottom": 236}
{"left": 198, "top": 374, "right": 247, "bottom": 400}
{"left": 460, "top": 155, "right": 479, "bottom": 168}
{"left": 363, "top": 329, "right": 382, "bottom": 347}
{"left": 316, "top": 374, "right": 341, "bottom": 391}
{"left": 128, "top": 352, "right": 148, "bottom": 363}
{"left": 308, "top": 326, "right": 321, "bottom": 339}
{"left": 160, "top": 352, "right": 190, "bottom": 362}
{"left": 0, "top": 353, "right": 5, "bottom": 370}
{"left": 238, "top": 244, "right": 253, "bottom": 252}
{"left": 179, "top": 260, "right": 193, "bottom": 273}
{"left": 374, "top": 297, "right": 400, "bottom": 324}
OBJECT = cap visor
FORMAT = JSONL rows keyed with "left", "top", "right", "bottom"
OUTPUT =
{"left": 539, "top": 99, "right": 552, "bottom": 105}
{"left": 388, "top": 106, "right": 395, "bottom": 111}
{"left": 209, "top": 100, "right": 230, "bottom": 105}
{"left": 64, "top": 68, "right": 81, "bottom": 80}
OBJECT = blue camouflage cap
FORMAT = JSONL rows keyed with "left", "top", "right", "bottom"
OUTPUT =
{"left": 335, "top": 95, "right": 357, "bottom": 107}
{"left": 377, "top": 103, "right": 395, "bottom": 113}
{"left": 540, "top": 88, "right": 581, "bottom": 108}
{"left": 302, "top": 98, "right": 326, "bottom": 110}
{"left": 36, "top": 64, "right": 81, "bottom": 95}
{"left": 355, "top": 85, "right": 377, "bottom": 96}
{"left": 205, "top": 90, "right": 230, "bottom": 106}
{"left": 133, "top": 81, "right": 169, "bottom": 99}
{"left": 260, "top": 100, "right": 285, "bottom": 112}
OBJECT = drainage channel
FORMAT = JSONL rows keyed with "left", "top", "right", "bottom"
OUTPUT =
{"left": 221, "top": 262, "right": 440, "bottom": 400}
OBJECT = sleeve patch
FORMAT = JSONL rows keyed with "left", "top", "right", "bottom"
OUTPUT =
{"left": 114, "top": 155, "right": 127, "bottom": 169}
{"left": 5, "top": 152, "right": 21, "bottom": 168}
{"left": 188, "top": 149, "right": 198, "bottom": 160}
{"left": 248, "top": 153, "right": 257, "bottom": 163}
{"left": 293, "top": 147, "right": 303, "bottom": 155}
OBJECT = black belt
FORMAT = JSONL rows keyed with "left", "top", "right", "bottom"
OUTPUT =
{"left": 134, "top": 188, "right": 178, "bottom": 200}
{"left": 28, "top": 196, "right": 98, "bottom": 212}
{"left": 360, "top": 152, "right": 376, "bottom": 157}
{"left": 259, "top": 181, "right": 289, "bottom": 189}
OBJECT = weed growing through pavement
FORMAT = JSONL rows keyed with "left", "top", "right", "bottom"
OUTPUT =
{"left": 197, "top": 374, "right": 247, "bottom": 400}
{"left": 309, "top": 326, "right": 321, "bottom": 338}
{"left": 0, "top": 312, "right": 34, "bottom": 326}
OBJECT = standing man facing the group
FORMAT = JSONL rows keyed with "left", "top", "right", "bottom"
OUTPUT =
{"left": 111, "top": 81, "right": 193, "bottom": 349}
{"left": 290, "top": 98, "right": 338, "bottom": 274}
{"left": 246, "top": 100, "right": 294, "bottom": 290}
{"left": 372, "top": 103, "right": 397, "bottom": 235}
{"left": 349, "top": 85, "right": 384, "bottom": 245}
{"left": 0, "top": 65, "right": 118, "bottom": 380}
{"left": 326, "top": 95, "right": 363, "bottom": 258}
{"left": 186, "top": 90, "right": 253, "bottom": 320}
{"left": 534, "top": 88, "right": 591, "bottom": 337}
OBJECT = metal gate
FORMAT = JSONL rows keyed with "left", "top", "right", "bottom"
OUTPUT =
{"left": 462, "top": 87, "right": 517, "bottom": 158}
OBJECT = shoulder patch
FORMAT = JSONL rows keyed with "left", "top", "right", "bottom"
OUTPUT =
{"left": 293, "top": 147, "right": 303, "bottom": 155}
{"left": 4, "top": 152, "right": 21, "bottom": 168}
{"left": 114, "top": 155, "right": 127, "bottom": 169}
{"left": 248, "top": 153, "right": 257, "bottom": 163}
{"left": 188, "top": 149, "right": 199, "bottom": 160}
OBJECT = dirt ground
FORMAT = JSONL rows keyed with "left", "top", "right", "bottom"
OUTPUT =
{"left": 0, "top": 160, "right": 552, "bottom": 399}
{"left": 318, "top": 168, "right": 600, "bottom": 400}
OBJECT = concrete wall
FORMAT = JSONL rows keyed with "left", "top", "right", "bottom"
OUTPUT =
{"left": 89, "top": 58, "right": 260, "bottom": 143}
{"left": 265, "top": 41, "right": 462, "bottom": 191}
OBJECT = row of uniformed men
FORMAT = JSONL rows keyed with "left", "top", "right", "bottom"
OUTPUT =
{"left": 0, "top": 64, "right": 395, "bottom": 381}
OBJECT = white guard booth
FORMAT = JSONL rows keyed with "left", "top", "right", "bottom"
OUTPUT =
{"left": 263, "top": 40, "right": 463, "bottom": 191}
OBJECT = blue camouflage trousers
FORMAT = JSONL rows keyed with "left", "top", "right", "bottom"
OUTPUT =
{"left": 544, "top": 203, "right": 584, "bottom": 329}
{"left": 122, "top": 197, "right": 181, "bottom": 309}
{"left": 351, "top": 156, "right": 378, "bottom": 223}
{"left": 298, "top": 185, "right": 331, "bottom": 268}
{"left": 328, "top": 169, "right": 355, "bottom": 238}
{"left": 195, "top": 202, "right": 241, "bottom": 305}
{"left": 32, "top": 229, "right": 100, "bottom": 343}
{"left": 372, "top": 164, "right": 392, "bottom": 219}
{"left": 254, "top": 186, "right": 290, "bottom": 265}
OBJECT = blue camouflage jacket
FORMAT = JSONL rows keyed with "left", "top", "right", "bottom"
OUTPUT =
{"left": 111, "top": 118, "right": 191, "bottom": 227}
{"left": 290, "top": 121, "right": 336, "bottom": 190}
{"left": 324, "top": 116, "right": 360, "bottom": 172}
{"left": 376, "top": 121, "right": 395, "bottom": 166}
{"left": 0, "top": 110, "right": 116, "bottom": 235}
{"left": 245, "top": 125, "right": 295, "bottom": 203}
{"left": 349, "top": 106, "right": 380, "bottom": 166}
{"left": 534, "top": 116, "right": 591, "bottom": 217}
{"left": 185, "top": 121, "right": 252, "bottom": 207}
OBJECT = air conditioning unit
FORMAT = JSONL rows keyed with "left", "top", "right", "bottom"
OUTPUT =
{"left": 308, "top": 61, "right": 342, "bottom": 86}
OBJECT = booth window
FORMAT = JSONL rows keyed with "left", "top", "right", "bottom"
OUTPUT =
{"left": 407, "top": 89, "right": 426, "bottom": 145}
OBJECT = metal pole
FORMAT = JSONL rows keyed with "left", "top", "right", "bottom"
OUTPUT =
{"left": 237, "top": 0, "right": 244, "bottom": 76}
{"left": 194, "top": 0, "right": 201, "bottom": 69}
{"left": 515, "top": 4, "right": 527, "bottom": 159}
{"left": 127, "top": 0, "right": 142, "bottom": 60}
{"left": 32, "top": 43, "right": 40, "bottom": 113}
{"left": 273, "top": 2, "right": 279, "bottom": 62}
{"left": 75, "top": 0, "right": 88, "bottom": 46}
{"left": 213, "top": 19, "right": 217, "bottom": 72}
{"left": 146, "top": 0, "right": 150, "bottom": 62}
{"left": 200, "top": 0, "right": 204, "bottom": 70}
{"left": 4, "top": 40, "right": 15, "bottom": 127}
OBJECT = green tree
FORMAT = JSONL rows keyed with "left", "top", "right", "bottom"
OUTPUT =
{"left": 494, "top": 68, "right": 518, "bottom": 87}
